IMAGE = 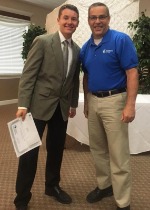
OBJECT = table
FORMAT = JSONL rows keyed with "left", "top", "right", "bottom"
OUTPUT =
{"left": 67, "top": 93, "right": 89, "bottom": 145}
{"left": 67, "top": 93, "right": 150, "bottom": 154}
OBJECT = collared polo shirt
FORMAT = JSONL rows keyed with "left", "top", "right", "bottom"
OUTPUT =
{"left": 80, "top": 29, "right": 138, "bottom": 92}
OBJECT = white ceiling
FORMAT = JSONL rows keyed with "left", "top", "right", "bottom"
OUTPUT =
{"left": 19, "top": 0, "right": 66, "bottom": 11}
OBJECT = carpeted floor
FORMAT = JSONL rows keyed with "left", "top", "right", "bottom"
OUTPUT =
{"left": 0, "top": 103, "right": 150, "bottom": 210}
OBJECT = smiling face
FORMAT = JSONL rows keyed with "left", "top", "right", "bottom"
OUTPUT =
{"left": 57, "top": 8, "right": 79, "bottom": 39}
{"left": 88, "top": 6, "right": 110, "bottom": 39}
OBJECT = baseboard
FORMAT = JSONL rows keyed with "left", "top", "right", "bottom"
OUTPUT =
{"left": 0, "top": 99, "right": 18, "bottom": 106}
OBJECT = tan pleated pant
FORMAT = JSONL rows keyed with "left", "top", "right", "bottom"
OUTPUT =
{"left": 87, "top": 92, "right": 131, "bottom": 208}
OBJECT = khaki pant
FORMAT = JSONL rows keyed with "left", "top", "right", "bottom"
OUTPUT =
{"left": 88, "top": 92, "right": 131, "bottom": 208}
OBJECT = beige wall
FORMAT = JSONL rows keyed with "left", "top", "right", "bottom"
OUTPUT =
{"left": 0, "top": 0, "right": 50, "bottom": 27}
{"left": 0, "top": 78, "right": 19, "bottom": 101}
{"left": 0, "top": 0, "right": 51, "bottom": 103}
{"left": 139, "top": 0, "right": 150, "bottom": 16}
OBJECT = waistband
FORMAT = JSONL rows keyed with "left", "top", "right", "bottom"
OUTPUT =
{"left": 91, "top": 88, "right": 126, "bottom": 98}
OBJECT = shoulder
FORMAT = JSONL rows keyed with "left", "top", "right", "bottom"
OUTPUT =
{"left": 81, "top": 39, "right": 91, "bottom": 53}
{"left": 80, "top": 39, "right": 91, "bottom": 60}
{"left": 110, "top": 29, "right": 132, "bottom": 41}
{"left": 34, "top": 32, "right": 56, "bottom": 42}
{"left": 32, "top": 32, "right": 60, "bottom": 49}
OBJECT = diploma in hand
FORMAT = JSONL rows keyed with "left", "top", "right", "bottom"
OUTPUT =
{"left": 7, "top": 113, "right": 42, "bottom": 157}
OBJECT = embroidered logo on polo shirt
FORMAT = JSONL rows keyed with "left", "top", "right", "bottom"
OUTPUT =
{"left": 103, "top": 49, "right": 113, "bottom": 53}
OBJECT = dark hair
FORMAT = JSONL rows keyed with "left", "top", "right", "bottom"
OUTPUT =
{"left": 88, "top": 2, "right": 110, "bottom": 17}
{"left": 58, "top": 4, "right": 79, "bottom": 18}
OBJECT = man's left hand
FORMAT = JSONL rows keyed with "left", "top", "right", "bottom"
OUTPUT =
{"left": 121, "top": 105, "right": 135, "bottom": 123}
{"left": 69, "top": 107, "right": 76, "bottom": 118}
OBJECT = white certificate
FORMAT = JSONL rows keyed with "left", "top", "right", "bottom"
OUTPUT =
{"left": 7, "top": 113, "right": 42, "bottom": 157}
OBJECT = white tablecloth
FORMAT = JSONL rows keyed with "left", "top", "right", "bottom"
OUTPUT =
{"left": 67, "top": 93, "right": 150, "bottom": 154}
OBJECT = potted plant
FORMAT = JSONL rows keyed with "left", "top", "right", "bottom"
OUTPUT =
{"left": 22, "top": 24, "right": 46, "bottom": 61}
{"left": 128, "top": 12, "right": 150, "bottom": 93}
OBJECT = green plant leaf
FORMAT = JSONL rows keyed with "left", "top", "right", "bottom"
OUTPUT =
{"left": 22, "top": 24, "right": 46, "bottom": 61}
{"left": 128, "top": 12, "right": 150, "bottom": 93}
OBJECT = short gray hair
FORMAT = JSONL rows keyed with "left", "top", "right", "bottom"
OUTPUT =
{"left": 88, "top": 2, "right": 110, "bottom": 17}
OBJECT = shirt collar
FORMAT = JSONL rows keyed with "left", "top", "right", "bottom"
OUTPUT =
{"left": 59, "top": 31, "right": 72, "bottom": 45}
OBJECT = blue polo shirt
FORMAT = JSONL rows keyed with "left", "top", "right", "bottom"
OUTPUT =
{"left": 80, "top": 29, "right": 138, "bottom": 92}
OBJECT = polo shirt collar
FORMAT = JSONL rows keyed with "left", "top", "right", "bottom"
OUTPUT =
{"left": 89, "top": 29, "right": 111, "bottom": 46}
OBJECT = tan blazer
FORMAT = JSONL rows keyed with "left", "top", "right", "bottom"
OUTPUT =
{"left": 18, "top": 32, "right": 80, "bottom": 121}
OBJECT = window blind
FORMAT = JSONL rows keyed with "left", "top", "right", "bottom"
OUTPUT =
{"left": 0, "top": 15, "right": 30, "bottom": 75}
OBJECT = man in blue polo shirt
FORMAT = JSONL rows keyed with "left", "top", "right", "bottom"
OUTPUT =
{"left": 80, "top": 2, "right": 138, "bottom": 210}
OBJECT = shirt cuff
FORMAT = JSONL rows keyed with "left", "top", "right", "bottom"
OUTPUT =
{"left": 18, "top": 107, "right": 27, "bottom": 109}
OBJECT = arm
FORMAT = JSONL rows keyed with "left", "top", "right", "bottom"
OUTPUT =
{"left": 17, "top": 36, "right": 44, "bottom": 120}
{"left": 69, "top": 59, "right": 80, "bottom": 118}
{"left": 121, "top": 68, "right": 139, "bottom": 123}
{"left": 18, "top": 36, "right": 44, "bottom": 108}
{"left": 83, "top": 73, "right": 89, "bottom": 118}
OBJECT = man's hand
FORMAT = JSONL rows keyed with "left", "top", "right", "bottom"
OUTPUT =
{"left": 69, "top": 107, "right": 76, "bottom": 118}
{"left": 121, "top": 105, "right": 135, "bottom": 123}
{"left": 16, "top": 109, "right": 28, "bottom": 120}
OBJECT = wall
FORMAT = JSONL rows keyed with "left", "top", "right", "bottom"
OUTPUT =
{"left": 0, "top": 0, "right": 50, "bottom": 104}
{"left": 0, "top": 0, "right": 50, "bottom": 26}
{"left": 0, "top": 78, "right": 19, "bottom": 104}
{"left": 139, "top": 0, "right": 150, "bottom": 16}
{"left": 0, "top": 76, "right": 19, "bottom": 103}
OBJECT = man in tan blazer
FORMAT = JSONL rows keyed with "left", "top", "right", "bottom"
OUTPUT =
{"left": 14, "top": 4, "right": 80, "bottom": 210}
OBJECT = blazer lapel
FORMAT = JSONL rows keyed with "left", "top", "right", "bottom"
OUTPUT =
{"left": 51, "top": 32, "right": 64, "bottom": 74}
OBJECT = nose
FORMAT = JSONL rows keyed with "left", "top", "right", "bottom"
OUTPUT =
{"left": 95, "top": 17, "right": 101, "bottom": 23}
{"left": 67, "top": 18, "right": 73, "bottom": 24}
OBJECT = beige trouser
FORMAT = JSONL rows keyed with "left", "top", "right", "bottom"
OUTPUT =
{"left": 87, "top": 92, "right": 131, "bottom": 208}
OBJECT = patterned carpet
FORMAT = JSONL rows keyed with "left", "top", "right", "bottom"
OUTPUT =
{"left": 0, "top": 104, "right": 150, "bottom": 210}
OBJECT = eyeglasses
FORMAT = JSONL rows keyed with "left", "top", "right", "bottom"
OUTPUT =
{"left": 89, "top": 15, "right": 108, "bottom": 21}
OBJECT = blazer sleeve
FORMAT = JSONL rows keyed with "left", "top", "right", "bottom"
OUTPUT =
{"left": 18, "top": 36, "right": 44, "bottom": 108}
{"left": 70, "top": 55, "right": 81, "bottom": 108}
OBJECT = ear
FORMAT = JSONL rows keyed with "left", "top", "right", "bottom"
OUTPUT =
{"left": 57, "top": 17, "right": 60, "bottom": 25}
